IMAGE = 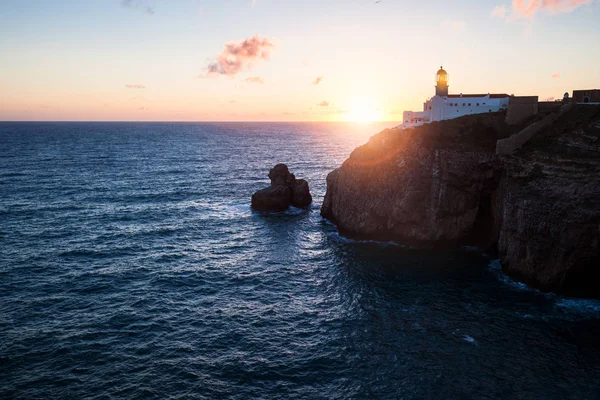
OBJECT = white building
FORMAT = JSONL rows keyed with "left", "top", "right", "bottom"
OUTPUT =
{"left": 402, "top": 67, "right": 511, "bottom": 129}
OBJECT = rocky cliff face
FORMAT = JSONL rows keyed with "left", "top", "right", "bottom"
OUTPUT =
{"left": 321, "top": 114, "right": 508, "bottom": 248}
{"left": 321, "top": 106, "right": 600, "bottom": 297}
{"left": 496, "top": 106, "right": 600, "bottom": 297}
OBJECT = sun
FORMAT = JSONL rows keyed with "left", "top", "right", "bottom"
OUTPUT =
{"left": 346, "top": 97, "right": 382, "bottom": 123}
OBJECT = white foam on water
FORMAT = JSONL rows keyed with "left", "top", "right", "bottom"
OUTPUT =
{"left": 326, "top": 231, "right": 402, "bottom": 247}
{"left": 463, "top": 335, "right": 477, "bottom": 344}
{"left": 554, "top": 298, "right": 600, "bottom": 314}
{"left": 489, "top": 260, "right": 600, "bottom": 316}
{"left": 487, "top": 259, "right": 537, "bottom": 292}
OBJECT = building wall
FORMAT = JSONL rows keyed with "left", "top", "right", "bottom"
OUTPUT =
{"left": 538, "top": 101, "right": 562, "bottom": 114}
{"left": 573, "top": 89, "right": 600, "bottom": 104}
{"left": 436, "top": 95, "right": 508, "bottom": 122}
{"left": 505, "top": 96, "right": 538, "bottom": 125}
{"left": 403, "top": 95, "right": 509, "bottom": 128}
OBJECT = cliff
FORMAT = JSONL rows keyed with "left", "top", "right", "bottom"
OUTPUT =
{"left": 321, "top": 106, "right": 600, "bottom": 297}
{"left": 497, "top": 105, "right": 600, "bottom": 297}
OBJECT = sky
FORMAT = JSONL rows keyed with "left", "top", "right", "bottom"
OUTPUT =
{"left": 0, "top": 0, "right": 599, "bottom": 122}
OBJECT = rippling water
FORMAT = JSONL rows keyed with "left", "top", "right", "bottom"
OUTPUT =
{"left": 1, "top": 122, "right": 599, "bottom": 399}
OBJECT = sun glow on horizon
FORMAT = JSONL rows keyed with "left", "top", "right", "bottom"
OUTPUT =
{"left": 346, "top": 97, "right": 383, "bottom": 123}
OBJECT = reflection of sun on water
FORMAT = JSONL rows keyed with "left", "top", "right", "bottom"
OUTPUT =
{"left": 346, "top": 97, "right": 382, "bottom": 123}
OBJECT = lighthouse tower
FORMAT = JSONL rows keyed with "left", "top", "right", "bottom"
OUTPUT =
{"left": 435, "top": 66, "right": 449, "bottom": 97}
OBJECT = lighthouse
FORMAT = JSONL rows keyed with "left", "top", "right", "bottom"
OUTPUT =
{"left": 435, "top": 66, "right": 449, "bottom": 97}
{"left": 401, "top": 66, "right": 511, "bottom": 129}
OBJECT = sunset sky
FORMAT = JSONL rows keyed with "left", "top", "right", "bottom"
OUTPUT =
{"left": 1, "top": 0, "right": 599, "bottom": 121}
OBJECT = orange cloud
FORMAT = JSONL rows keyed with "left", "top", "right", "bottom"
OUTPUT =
{"left": 244, "top": 76, "right": 264, "bottom": 84}
{"left": 442, "top": 20, "right": 466, "bottom": 30}
{"left": 552, "top": 72, "right": 560, "bottom": 78}
{"left": 512, "top": 0, "right": 595, "bottom": 18}
{"left": 318, "top": 101, "right": 330, "bottom": 107}
{"left": 125, "top": 84, "right": 145, "bottom": 89}
{"left": 313, "top": 76, "right": 323, "bottom": 85}
{"left": 206, "top": 35, "right": 275, "bottom": 77}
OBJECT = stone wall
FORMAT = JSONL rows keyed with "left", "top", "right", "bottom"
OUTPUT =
{"left": 538, "top": 101, "right": 562, "bottom": 114}
{"left": 496, "top": 103, "right": 573, "bottom": 155}
{"left": 505, "top": 96, "right": 538, "bottom": 125}
{"left": 573, "top": 89, "right": 600, "bottom": 103}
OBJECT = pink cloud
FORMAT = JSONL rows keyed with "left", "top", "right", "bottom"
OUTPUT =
{"left": 125, "top": 84, "right": 146, "bottom": 89}
{"left": 512, "top": 0, "right": 596, "bottom": 18}
{"left": 442, "top": 20, "right": 466, "bottom": 30}
{"left": 206, "top": 35, "right": 275, "bottom": 77}
{"left": 318, "top": 101, "right": 330, "bottom": 107}
{"left": 491, "top": 5, "right": 507, "bottom": 17}
{"left": 552, "top": 72, "right": 560, "bottom": 78}
{"left": 244, "top": 76, "right": 264, "bottom": 84}
{"left": 313, "top": 76, "right": 323, "bottom": 85}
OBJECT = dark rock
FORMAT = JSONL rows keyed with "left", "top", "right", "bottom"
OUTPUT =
{"left": 269, "top": 164, "right": 291, "bottom": 186}
{"left": 291, "top": 179, "right": 312, "bottom": 208}
{"left": 495, "top": 105, "right": 600, "bottom": 297}
{"left": 252, "top": 164, "right": 312, "bottom": 212}
{"left": 251, "top": 185, "right": 291, "bottom": 212}
{"left": 320, "top": 113, "right": 507, "bottom": 249}
{"left": 320, "top": 106, "right": 600, "bottom": 297}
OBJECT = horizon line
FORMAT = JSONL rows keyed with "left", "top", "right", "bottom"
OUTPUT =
{"left": 0, "top": 120, "right": 402, "bottom": 124}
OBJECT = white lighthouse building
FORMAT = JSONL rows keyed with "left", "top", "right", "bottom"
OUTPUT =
{"left": 402, "top": 67, "right": 511, "bottom": 129}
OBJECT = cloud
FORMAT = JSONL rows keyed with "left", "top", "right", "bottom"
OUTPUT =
{"left": 511, "top": 0, "right": 596, "bottom": 18}
{"left": 125, "top": 84, "right": 146, "bottom": 89}
{"left": 492, "top": 5, "right": 507, "bottom": 17}
{"left": 544, "top": 96, "right": 556, "bottom": 101}
{"left": 205, "top": 35, "right": 275, "bottom": 77}
{"left": 313, "top": 76, "right": 323, "bottom": 85}
{"left": 552, "top": 72, "right": 560, "bottom": 79}
{"left": 244, "top": 76, "right": 264, "bottom": 84}
{"left": 442, "top": 20, "right": 466, "bottom": 30}
{"left": 121, "top": 0, "right": 154, "bottom": 15}
{"left": 318, "top": 101, "right": 330, "bottom": 107}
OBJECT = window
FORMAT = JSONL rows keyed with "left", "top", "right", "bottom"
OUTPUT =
{"left": 476, "top": 103, "right": 480, "bottom": 106}
{"left": 468, "top": 103, "right": 471, "bottom": 106}
{"left": 462, "top": 103, "right": 466, "bottom": 106}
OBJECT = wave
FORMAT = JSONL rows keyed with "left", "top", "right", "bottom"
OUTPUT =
{"left": 325, "top": 230, "right": 402, "bottom": 247}
{"left": 488, "top": 259, "right": 600, "bottom": 315}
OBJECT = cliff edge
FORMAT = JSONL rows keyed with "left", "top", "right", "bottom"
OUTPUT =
{"left": 321, "top": 106, "right": 600, "bottom": 297}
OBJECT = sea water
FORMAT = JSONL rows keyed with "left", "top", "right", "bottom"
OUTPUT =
{"left": 1, "top": 122, "right": 599, "bottom": 399}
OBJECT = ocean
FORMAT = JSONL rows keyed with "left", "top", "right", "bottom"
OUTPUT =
{"left": 1, "top": 122, "right": 599, "bottom": 399}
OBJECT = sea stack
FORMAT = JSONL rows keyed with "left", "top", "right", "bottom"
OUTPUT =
{"left": 252, "top": 164, "right": 312, "bottom": 212}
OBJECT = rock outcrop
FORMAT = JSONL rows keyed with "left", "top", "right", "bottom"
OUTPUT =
{"left": 321, "top": 106, "right": 600, "bottom": 297}
{"left": 252, "top": 164, "right": 312, "bottom": 212}
{"left": 496, "top": 105, "right": 600, "bottom": 297}
{"left": 321, "top": 114, "right": 509, "bottom": 248}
